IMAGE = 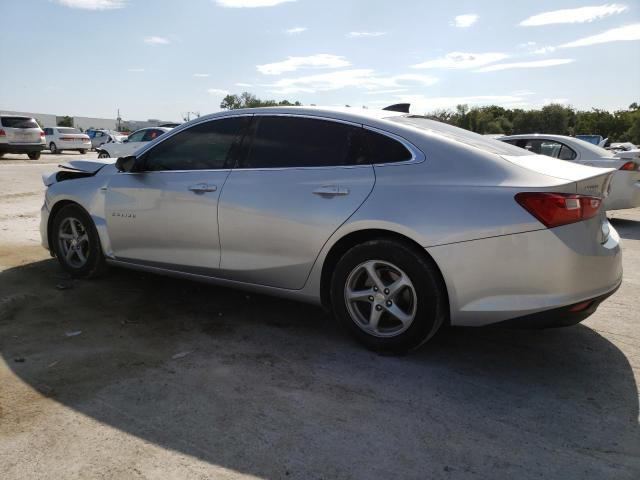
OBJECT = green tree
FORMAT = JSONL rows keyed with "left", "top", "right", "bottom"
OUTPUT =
{"left": 220, "top": 91, "right": 302, "bottom": 110}
{"left": 58, "top": 116, "right": 74, "bottom": 127}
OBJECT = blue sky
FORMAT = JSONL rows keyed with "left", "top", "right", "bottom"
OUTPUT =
{"left": 1, "top": 0, "right": 639, "bottom": 121}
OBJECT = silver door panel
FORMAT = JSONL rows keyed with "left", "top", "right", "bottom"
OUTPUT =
{"left": 105, "top": 170, "right": 229, "bottom": 268}
{"left": 218, "top": 166, "right": 375, "bottom": 289}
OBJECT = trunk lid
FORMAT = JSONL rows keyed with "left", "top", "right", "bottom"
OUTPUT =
{"left": 501, "top": 154, "right": 614, "bottom": 198}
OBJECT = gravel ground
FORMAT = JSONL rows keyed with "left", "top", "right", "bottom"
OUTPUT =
{"left": 1, "top": 156, "right": 639, "bottom": 479}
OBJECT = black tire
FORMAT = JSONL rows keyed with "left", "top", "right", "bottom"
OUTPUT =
{"left": 51, "top": 204, "right": 106, "bottom": 279}
{"left": 330, "top": 239, "right": 447, "bottom": 353}
{"left": 79, "top": 149, "right": 86, "bottom": 154}
{"left": 27, "top": 151, "right": 41, "bottom": 160}
{"left": 49, "top": 142, "right": 59, "bottom": 154}
{"left": 98, "top": 151, "right": 110, "bottom": 159}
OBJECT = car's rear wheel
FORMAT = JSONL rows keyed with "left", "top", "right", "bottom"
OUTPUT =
{"left": 49, "top": 142, "right": 59, "bottom": 154}
{"left": 331, "top": 239, "right": 447, "bottom": 353}
{"left": 27, "top": 151, "right": 41, "bottom": 160}
{"left": 98, "top": 151, "right": 109, "bottom": 159}
{"left": 79, "top": 149, "right": 86, "bottom": 154}
{"left": 51, "top": 204, "right": 106, "bottom": 278}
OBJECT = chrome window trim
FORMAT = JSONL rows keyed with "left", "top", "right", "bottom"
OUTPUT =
{"left": 131, "top": 112, "right": 425, "bottom": 173}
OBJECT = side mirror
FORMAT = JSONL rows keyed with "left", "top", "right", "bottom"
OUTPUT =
{"left": 115, "top": 155, "right": 137, "bottom": 172}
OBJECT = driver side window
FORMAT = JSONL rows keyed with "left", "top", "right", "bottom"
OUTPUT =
{"left": 143, "top": 116, "right": 250, "bottom": 171}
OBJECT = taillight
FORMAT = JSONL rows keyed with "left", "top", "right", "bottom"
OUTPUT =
{"left": 40, "top": 131, "right": 45, "bottom": 138}
{"left": 515, "top": 192, "right": 602, "bottom": 228}
{"left": 619, "top": 161, "right": 638, "bottom": 171}
{"left": 0, "top": 129, "right": 5, "bottom": 137}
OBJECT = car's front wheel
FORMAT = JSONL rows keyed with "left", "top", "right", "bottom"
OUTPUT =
{"left": 51, "top": 204, "right": 106, "bottom": 278}
{"left": 27, "top": 151, "right": 41, "bottom": 160}
{"left": 331, "top": 239, "right": 447, "bottom": 353}
{"left": 98, "top": 151, "right": 110, "bottom": 159}
{"left": 79, "top": 149, "right": 86, "bottom": 154}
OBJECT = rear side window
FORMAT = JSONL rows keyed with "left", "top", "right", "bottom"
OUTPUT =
{"left": 1, "top": 117, "right": 39, "bottom": 129}
{"left": 364, "top": 129, "right": 412, "bottom": 164}
{"left": 127, "top": 130, "right": 146, "bottom": 142}
{"left": 143, "top": 116, "right": 250, "bottom": 171}
{"left": 243, "top": 116, "right": 365, "bottom": 168}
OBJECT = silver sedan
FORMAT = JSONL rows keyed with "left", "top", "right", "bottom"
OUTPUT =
{"left": 39, "top": 107, "right": 622, "bottom": 352}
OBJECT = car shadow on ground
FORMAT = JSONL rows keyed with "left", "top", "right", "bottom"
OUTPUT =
{"left": 610, "top": 217, "right": 640, "bottom": 241}
{"left": 1, "top": 259, "right": 639, "bottom": 478}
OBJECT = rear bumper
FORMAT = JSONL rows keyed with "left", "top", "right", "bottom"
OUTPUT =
{"left": 427, "top": 218, "right": 622, "bottom": 327}
{"left": 493, "top": 280, "right": 621, "bottom": 328}
{"left": 0, "top": 143, "right": 45, "bottom": 153}
{"left": 54, "top": 141, "right": 91, "bottom": 150}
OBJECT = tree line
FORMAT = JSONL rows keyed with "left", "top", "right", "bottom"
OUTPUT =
{"left": 220, "top": 92, "right": 640, "bottom": 144}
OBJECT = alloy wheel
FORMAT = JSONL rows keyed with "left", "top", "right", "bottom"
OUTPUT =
{"left": 57, "top": 217, "right": 90, "bottom": 268}
{"left": 344, "top": 260, "right": 417, "bottom": 338}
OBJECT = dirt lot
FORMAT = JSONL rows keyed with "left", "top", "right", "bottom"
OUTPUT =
{"left": 1, "top": 153, "right": 639, "bottom": 479}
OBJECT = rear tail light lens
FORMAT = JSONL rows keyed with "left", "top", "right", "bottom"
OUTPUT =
{"left": 619, "top": 161, "right": 638, "bottom": 171}
{"left": 40, "top": 131, "right": 45, "bottom": 137}
{"left": 0, "top": 129, "right": 5, "bottom": 137}
{"left": 515, "top": 192, "right": 602, "bottom": 228}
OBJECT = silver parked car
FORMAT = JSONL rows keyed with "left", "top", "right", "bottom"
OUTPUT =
{"left": 0, "top": 115, "right": 46, "bottom": 159}
{"left": 96, "top": 127, "right": 172, "bottom": 159}
{"left": 40, "top": 107, "right": 622, "bottom": 352}
{"left": 499, "top": 134, "right": 640, "bottom": 210}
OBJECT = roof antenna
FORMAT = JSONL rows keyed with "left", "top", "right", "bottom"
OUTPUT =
{"left": 382, "top": 103, "right": 410, "bottom": 113}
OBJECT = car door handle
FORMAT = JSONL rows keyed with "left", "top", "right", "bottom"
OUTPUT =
{"left": 188, "top": 183, "right": 217, "bottom": 193}
{"left": 312, "top": 185, "right": 350, "bottom": 197}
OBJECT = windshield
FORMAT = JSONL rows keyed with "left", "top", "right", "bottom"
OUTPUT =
{"left": 390, "top": 115, "right": 533, "bottom": 156}
{"left": 1, "top": 117, "right": 39, "bottom": 129}
{"left": 58, "top": 127, "right": 82, "bottom": 134}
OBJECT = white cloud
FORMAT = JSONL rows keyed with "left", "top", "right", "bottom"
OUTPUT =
{"left": 520, "top": 4, "right": 628, "bottom": 26}
{"left": 285, "top": 27, "right": 307, "bottom": 34}
{"left": 363, "top": 88, "right": 409, "bottom": 95}
{"left": 518, "top": 41, "right": 537, "bottom": 48}
{"left": 474, "top": 58, "right": 574, "bottom": 73}
{"left": 54, "top": 0, "right": 126, "bottom": 9}
{"left": 346, "top": 31, "right": 387, "bottom": 38}
{"left": 193, "top": 73, "right": 210, "bottom": 77}
{"left": 533, "top": 46, "right": 557, "bottom": 54}
{"left": 215, "top": 0, "right": 295, "bottom": 7}
{"left": 144, "top": 36, "right": 170, "bottom": 45}
{"left": 265, "top": 69, "right": 438, "bottom": 94}
{"left": 560, "top": 23, "right": 640, "bottom": 48}
{"left": 236, "top": 82, "right": 253, "bottom": 87}
{"left": 412, "top": 52, "right": 509, "bottom": 70}
{"left": 127, "top": 68, "right": 145, "bottom": 72}
{"left": 451, "top": 14, "right": 478, "bottom": 28}
{"left": 207, "top": 88, "right": 229, "bottom": 96}
{"left": 257, "top": 54, "right": 350, "bottom": 75}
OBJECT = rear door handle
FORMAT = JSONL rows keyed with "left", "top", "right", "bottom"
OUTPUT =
{"left": 312, "top": 185, "right": 350, "bottom": 197}
{"left": 188, "top": 183, "right": 217, "bottom": 193}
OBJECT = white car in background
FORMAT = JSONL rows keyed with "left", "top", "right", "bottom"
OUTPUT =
{"left": 44, "top": 127, "right": 91, "bottom": 154}
{"left": 0, "top": 115, "right": 45, "bottom": 159}
{"left": 499, "top": 134, "right": 640, "bottom": 211}
{"left": 96, "top": 127, "right": 171, "bottom": 159}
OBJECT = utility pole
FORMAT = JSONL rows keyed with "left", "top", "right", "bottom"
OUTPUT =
{"left": 116, "top": 109, "right": 122, "bottom": 131}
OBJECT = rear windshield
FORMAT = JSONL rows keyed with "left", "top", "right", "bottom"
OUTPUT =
{"left": 1, "top": 117, "right": 39, "bottom": 129}
{"left": 389, "top": 115, "right": 533, "bottom": 156}
{"left": 58, "top": 127, "right": 82, "bottom": 134}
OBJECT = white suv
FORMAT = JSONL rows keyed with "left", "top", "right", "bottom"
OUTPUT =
{"left": 0, "top": 115, "right": 46, "bottom": 159}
